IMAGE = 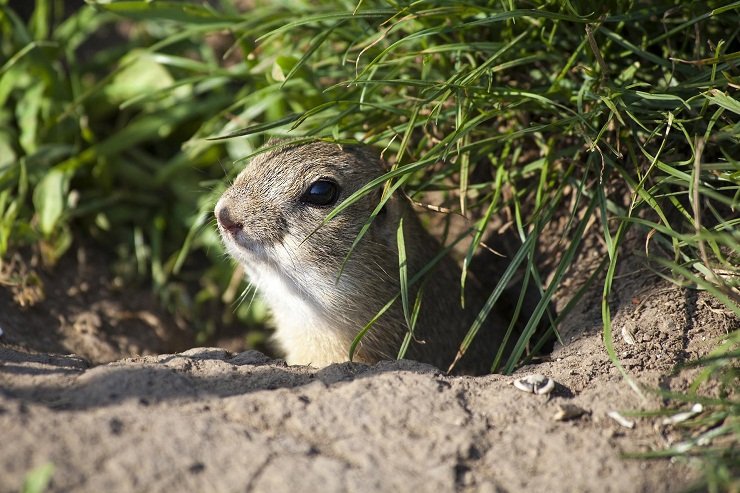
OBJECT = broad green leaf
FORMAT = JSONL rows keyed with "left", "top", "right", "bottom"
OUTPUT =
{"left": 22, "top": 462, "right": 54, "bottom": 493}
{"left": 703, "top": 89, "right": 740, "bottom": 115}
{"left": 33, "top": 169, "right": 69, "bottom": 236}
{"left": 104, "top": 52, "right": 176, "bottom": 104}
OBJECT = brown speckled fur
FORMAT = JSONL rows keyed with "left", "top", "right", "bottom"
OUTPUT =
{"left": 215, "top": 141, "right": 505, "bottom": 374}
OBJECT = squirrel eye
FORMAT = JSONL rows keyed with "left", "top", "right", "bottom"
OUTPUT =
{"left": 301, "top": 179, "right": 340, "bottom": 207}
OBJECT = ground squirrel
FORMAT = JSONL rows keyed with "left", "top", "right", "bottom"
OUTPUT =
{"left": 215, "top": 140, "right": 507, "bottom": 374}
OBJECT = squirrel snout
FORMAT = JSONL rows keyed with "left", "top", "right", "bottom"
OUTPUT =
{"left": 215, "top": 204, "right": 243, "bottom": 235}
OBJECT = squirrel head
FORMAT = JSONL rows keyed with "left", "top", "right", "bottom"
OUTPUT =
{"left": 215, "top": 140, "right": 399, "bottom": 279}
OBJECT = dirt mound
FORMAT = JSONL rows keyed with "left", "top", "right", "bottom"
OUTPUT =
{"left": 0, "top": 343, "right": 691, "bottom": 493}
{"left": 0, "top": 243, "right": 736, "bottom": 492}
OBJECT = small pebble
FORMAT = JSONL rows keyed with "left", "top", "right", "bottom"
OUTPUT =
{"left": 553, "top": 403, "right": 587, "bottom": 421}
{"left": 621, "top": 325, "right": 636, "bottom": 345}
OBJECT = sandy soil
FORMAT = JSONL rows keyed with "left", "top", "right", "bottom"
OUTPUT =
{"left": 0, "top": 243, "right": 736, "bottom": 492}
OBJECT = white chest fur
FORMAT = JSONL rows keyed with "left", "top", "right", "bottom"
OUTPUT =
{"left": 245, "top": 262, "right": 352, "bottom": 367}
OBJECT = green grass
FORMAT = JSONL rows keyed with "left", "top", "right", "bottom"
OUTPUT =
{"left": 21, "top": 462, "right": 54, "bottom": 493}
{"left": 0, "top": 0, "right": 738, "bottom": 488}
{"left": 623, "top": 328, "right": 739, "bottom": 492}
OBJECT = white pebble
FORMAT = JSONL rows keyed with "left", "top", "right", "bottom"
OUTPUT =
{"left": 607, "top": 410, "right": 635, "bottom": 429}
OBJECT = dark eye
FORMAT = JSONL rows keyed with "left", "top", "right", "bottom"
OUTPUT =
{"left": 301, "top": 179, "right": 340, "bottom": 206}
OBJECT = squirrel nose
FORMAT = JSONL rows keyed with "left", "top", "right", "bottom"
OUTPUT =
{"left": 216, "top": 205, "right": 243, "bottom": 235}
